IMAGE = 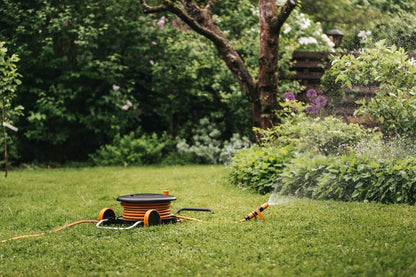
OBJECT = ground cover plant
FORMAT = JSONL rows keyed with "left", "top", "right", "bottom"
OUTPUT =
{"left": 1, "top": 166, "right": 416, "bottom": 276}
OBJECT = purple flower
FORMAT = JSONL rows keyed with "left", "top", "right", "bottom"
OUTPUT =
{"left": 151, "top": 41, "right": 158, "bottom": 46}
{"left": 305, "top": 104, "right": 318, "bottom": 114}
{"left": 283, "top": 91, "right": 296, "bottom": 101}
{"left": 306, "top": 89, "right": 317, "bottom": 98}
{"left": 149, "top": 60, "right": 155, "bottom": 66}
{"left": 312, "top": 95, "right": 328, "bottom": 108}
{"left": 112, "top": 85, "right": 120, "bottom": 91}
{"left": 157, "top": 16, "right": 166, "bottom": 29}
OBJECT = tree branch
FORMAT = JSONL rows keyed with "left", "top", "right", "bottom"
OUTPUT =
{"left": 139, "top": 0, "right": 256, "bottom": 103}
{"left": 139, "top": 0, "right": 168, "bottom": 13}
{"left": 275, "top": 0, "right": 298, "bottom": 31}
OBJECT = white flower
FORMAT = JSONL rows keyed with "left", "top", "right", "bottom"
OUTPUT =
{"left": 358, "top": 30, "right": 372, "bottom": 39}
{"left": 299, "top": 37, "right": 318, "bottom": 45}
{"left": 321, "top": 34, "right": 335, "bottom": 48}
{"left": 250, "top": 6, "right": 259, "bottom": 16}
{"left": 299, "top": 17, "right": 311, "bottom": 30}
{"left": 283, "top": 23, "right": 292, "bottom": 34}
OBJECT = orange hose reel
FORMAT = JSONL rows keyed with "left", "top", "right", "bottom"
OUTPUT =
{"left": 96, "top": 191, "right": 214, "bottom": 229}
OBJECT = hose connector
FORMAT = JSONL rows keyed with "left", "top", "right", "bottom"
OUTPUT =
{"left": 240, "top": 203, "right": 269, "bottom": 222}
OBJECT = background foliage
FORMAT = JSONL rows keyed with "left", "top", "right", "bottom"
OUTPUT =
{"left": 0, "top": 42, "right": 22, "bottom": 167}
{"left": 301, "top": 0, "right": 416, "bottom": 51}
{"left": 0, "top": 0, "right": 415, "bottom": 165}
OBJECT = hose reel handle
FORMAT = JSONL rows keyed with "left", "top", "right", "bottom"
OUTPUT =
{"left": 174, "top": 208, "right": 215, "bottom": 214}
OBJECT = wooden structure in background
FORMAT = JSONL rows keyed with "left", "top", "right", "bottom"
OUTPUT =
{"left": 284, "top": 51, "right": 374, "bottom": 124}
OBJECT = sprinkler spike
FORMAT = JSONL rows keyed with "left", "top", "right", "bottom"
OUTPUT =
{"left": 240, "top": 203, "right": 269, "bottom": 222}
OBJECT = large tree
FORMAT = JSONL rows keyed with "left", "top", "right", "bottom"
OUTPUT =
{"left": 139, "top": 0, "right": 298, "bottom": 130}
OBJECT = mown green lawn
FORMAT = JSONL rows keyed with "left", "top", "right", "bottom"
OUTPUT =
{"left": 1, "top": 165, "right": 416, "bottom": 276}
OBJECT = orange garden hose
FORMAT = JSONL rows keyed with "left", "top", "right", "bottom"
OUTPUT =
{"left": 176, "top": 215, "right": 203, "bottom": 223}
{"left": 120, "top": 201, "right": 173, "bottom": 221}
{"left": 1, "top": 220, "right": 98, "bottom": 243}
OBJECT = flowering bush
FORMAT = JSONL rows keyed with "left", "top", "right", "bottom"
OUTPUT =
{"left": 281, "top": 10, "right": 335, "bottom": 52}
{"left": 283, "top": 89, "right": 328, "bottom": 115}
{"left": 283, "top": 91, "right": 296, "bottom": 101}
{"left": 304, "top": 89, "right": 327, "bottom": 115}
{"left": 176, "top": 117, "right": 250, "bottom": 164}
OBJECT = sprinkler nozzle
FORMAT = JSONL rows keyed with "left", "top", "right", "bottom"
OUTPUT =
{"left": 240, "top": 203, "right": 269, "bottom": 222}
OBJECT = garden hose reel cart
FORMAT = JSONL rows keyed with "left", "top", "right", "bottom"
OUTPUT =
{"left": 96, "top": 191, "right": 214, "bottom": 230}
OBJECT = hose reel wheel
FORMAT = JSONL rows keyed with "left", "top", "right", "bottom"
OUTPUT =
{"left": 98, "top": 208, "right": 116, "bottom": 221}
{"left": 144, "top": 209, "right": 161, "bottom": 227}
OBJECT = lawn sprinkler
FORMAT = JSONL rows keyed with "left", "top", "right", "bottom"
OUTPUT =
{"left": 96, "top": 190, "right": 214, "bottom": 230}
{"left": 240, "top": 203, "right": 269, "bottom": 222}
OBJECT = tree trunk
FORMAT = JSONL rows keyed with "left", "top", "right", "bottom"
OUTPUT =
{"left": 257, "top": 0, "right": 281, "bottom": 129}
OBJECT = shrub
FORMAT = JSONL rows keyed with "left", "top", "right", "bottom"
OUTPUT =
{"left": 277, "top": 153, "right": 333, "bottom": 198}
{"left": 90, "top": 132, "right": 175, "bottom": 166}
{"left": 258, "top": 108, "right": 377, "bottom": 156}
{"left": 230, "top": 107, "right": 416, "bottom": 204}
{"left": 287, "top": 116, "right": 374, "bottom": 155}
{"left": 322, "top": 40, "right": 416, "bottom": 137}
{"left": 177, "top": 117, "right": 250, "bottom": 164}
{"left": 278, "top": 153, "right": 416, "bottom": 205}
{"left": 227, "top": 145, "right": 294, "bottom": 194}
